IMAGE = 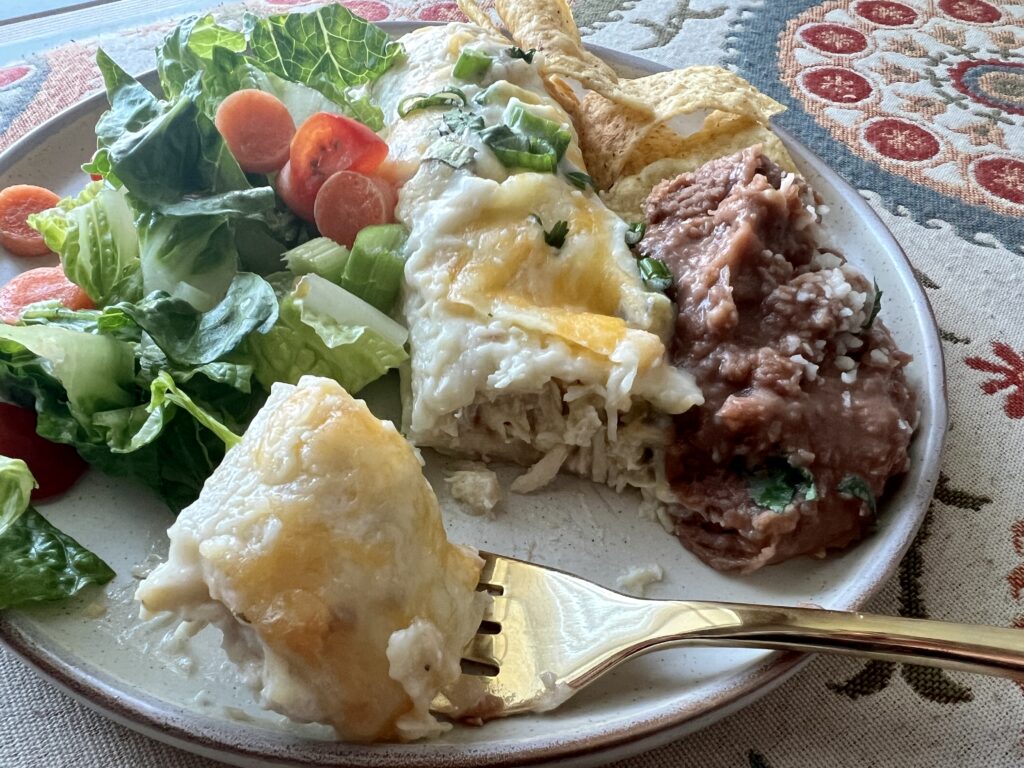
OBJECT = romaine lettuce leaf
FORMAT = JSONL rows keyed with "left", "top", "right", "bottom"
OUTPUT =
{"left": 0, "top": 456, "right": 115, "bottom": 610}
{"left": 157, "top": 12, "right": 386, "bottom": 129}
{"left": 100, "top": 372, "right": 240, "bottom": 453}
{"left": 0, "top": 506, "right": 115, "bottom": 610}
{"left": 247, "top": 5, "right": 401, "bottom": 87}
{"left": 0, "top": 325, "right": 136, "bottom": 420}
{"left": 0, "top": 457, "right": 34, "bottom": 537}
{"left": 247, "top": 273, "right": 407, "bottom": 394}
{"left": 27, "top": 181, "right": 141, "bottom": 305}
{"left": 110, "top": 272, "right": 277, "bottom": 366}
{"left": 246, "top": 5, "right": 399, "bottom": 129}
{"left": 108, "top": 89, "right": 250, "bottom": 206}
{"left": 244, "top": 63, "right": 384, "bottom": 130}
{"left": 0, "top": 298, "right": 260, "bottom": 511}
{"left": 136, "top": 211, "right": 239, "bottom": 312}
{"left": 159, "top": 14, "right": 247, "bottom": 103}
{"left": 95, "top": 50, "right": 164, "bottom": 149}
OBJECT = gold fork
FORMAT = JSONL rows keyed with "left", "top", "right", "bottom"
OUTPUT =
{"left": 432, "top": 551, "right": 1024, "bottom": 717}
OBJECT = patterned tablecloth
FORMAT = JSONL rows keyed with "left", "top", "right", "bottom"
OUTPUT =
{"left": 1, "top": 1, "right": 1023, "bottom": 766}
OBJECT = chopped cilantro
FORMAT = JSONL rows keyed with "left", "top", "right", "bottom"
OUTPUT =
{"left": 863, "top": 279, "right": 883, "bottom": 330}
{"left": 424, "top": 137, "right": 475, "bottom": 168}
{"left": 565, "top": 171, "right": 595, "bottom": 191}
{"left": 508, "top": 46, "right": 536, "bottom": 63}
{"left": 747, "top": 459, "right": 818, "bottom": 512}
{"left": 837, "top": 474, "right": 876, "bottom": 514}
{"left": 442, "top": 108, "right": 484, "bottom": 135}
{"left": 543, "top": 219, "right": 569, "bottom": 248}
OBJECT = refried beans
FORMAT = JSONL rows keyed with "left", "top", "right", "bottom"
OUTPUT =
{"left": 639, "top": 146, "right": 918, "bottom": 573}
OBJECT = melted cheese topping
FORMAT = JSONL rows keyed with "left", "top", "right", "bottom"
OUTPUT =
{"left": 136, "top": 376, "right": 486, "bottom": 742}
{"left": 373, "top": 24, "right": 700, "bottom": 445}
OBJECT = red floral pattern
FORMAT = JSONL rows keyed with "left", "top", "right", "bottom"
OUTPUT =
{"left": 965, "top": 341, "right": 1024, "bottom": 419}
{"left": 853, "top": 0, "right": 918, "bottom": 26}
{"left": 799, "top": 22, "right": 869, "bottom": 53}
{"left": 781, "top": 0, "right": 1024, "bottom": 217}
{"left": 938, "top": 0, "right": 1002, "bottom": 24}
{"left": 0, "top": 65, "right": 33, "bottom": 90}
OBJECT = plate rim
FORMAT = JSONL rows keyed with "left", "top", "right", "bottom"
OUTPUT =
{"left": 0, "top": 22, "right": 948, "bottom": 768}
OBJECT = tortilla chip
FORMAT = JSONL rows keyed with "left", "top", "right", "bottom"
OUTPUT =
{"left": 578, "top": 66, "right": 785, "bottom": 189}
{"left": 601, "top": 118, "right": 797, "bottom": 221}
{"left": 493, "top": 0, "right": 651, "bottom": 114}
{"left": 456, "top": 0, "right": 505, "bottom": 38}
{"left": 621, "top": 110, "right": 797, "bottom": 179}
{"left": 543, "top": 73, "right": 582, "bottom": 125}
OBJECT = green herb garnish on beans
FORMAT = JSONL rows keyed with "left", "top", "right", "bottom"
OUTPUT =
{"left": 837, "top": 474, "right": 876, "bottom": 514}
{"left": 637, "top": 257, "right": 672, "bottom": 292}
{"left": 747, "top": 459, "right": 818, "bottom": 513}
{"left": 863, "top": 279, "right": 883, "bottom": 330}
{"left": 625, "top": 221, "right": 646, "bottom": 246}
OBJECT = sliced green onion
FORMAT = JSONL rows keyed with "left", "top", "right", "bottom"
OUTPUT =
{"left": 453, "top": 48, "right": 493, "bottom": 81}
{"left": 508, "top": 46, "right": 536, "bottom": 63}
{"left": 339, "top": 224, "right": 409, "bottom": 313}
{"left": 283, "top": 237, "right": 350, "bottom": 284}
{"left": 424, "top": 137, "right": 476, "bottom": 169}
{"left": 397, "top": 87, "right": 468, "bottom": 118}
{"left": 473, "top": 86, "right": 493, "bottom": 106}
{"left": 506, "top": 105, "right": 571, "bottom": 160}
{"left": 565, "top": 171, "right": 594, "bottom": 191}
{"left": 638, "top": 257, "right": 672, "bottom": 292}
{"left": 543, "top": 220, "right": 569, "bottom": 249}
{"left": 480, "top": 124, "right": 558, "bottom": 172}
{"left": 625, "top": 221, "right": 646, "bottom": 247}
{"left": 442, "top": 108, "right": 484, "bottom": 135}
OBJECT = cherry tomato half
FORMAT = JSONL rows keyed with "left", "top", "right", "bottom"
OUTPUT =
{"left": 0, "top": 402, "right": 88, "bottom": 501}
{"left": 283, "top": 113, "right": 389, "bottom": 220}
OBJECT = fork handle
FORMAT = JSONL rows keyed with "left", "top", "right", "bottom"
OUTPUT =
{"left": 648, "top": 601, "right": 1024, "bottom": 679}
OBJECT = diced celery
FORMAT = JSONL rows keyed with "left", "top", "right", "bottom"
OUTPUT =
{"left": 338, "top": 224, "right": 409, "bottom": 313}
{"left": 283, "top": 237, "right": 351, "bottom": 284}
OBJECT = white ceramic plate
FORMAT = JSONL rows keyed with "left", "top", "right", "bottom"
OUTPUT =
{"left": 0, "top": 24, "right": 946, "bottom": 768}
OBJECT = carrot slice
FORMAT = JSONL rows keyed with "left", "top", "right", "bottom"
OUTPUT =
{"left": 313, "top": 171, "right": 395, "bottom": 248}
{"left": 0, "top": 184, "right": 60, "bottom": 257}
{"left": 215, "top": 89, "right": 296, "bottom": 175}
{"left": 0, "top": 266, "right": 94, "bottom": 324}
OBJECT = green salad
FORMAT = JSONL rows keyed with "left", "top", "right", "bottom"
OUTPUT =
{"left": 0, "top": 6, "right": 410, "bottom": 609}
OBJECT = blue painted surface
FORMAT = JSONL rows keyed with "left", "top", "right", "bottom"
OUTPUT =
{"left": 0, "top": 0, "right": 216, "bottom": 66}
{"left": 0, "top": 0, "right": 85, "bottom": 24}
